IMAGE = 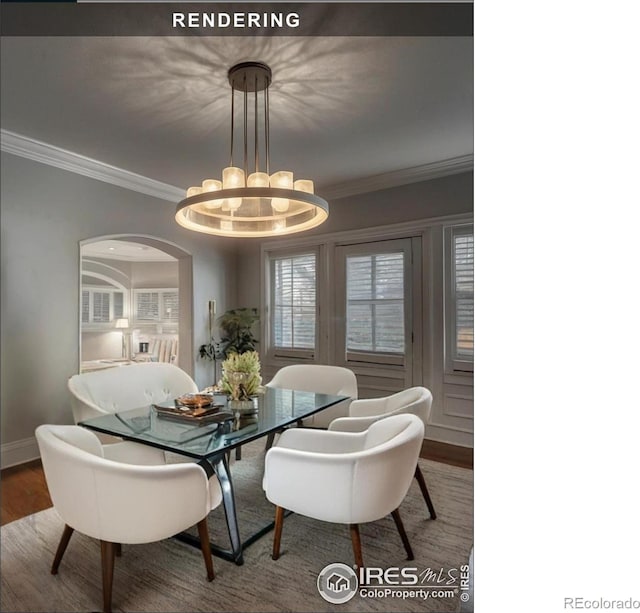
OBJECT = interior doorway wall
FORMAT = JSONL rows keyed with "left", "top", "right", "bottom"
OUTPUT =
{"left": 79, "top": 234, "right": 194, "bottom": 376}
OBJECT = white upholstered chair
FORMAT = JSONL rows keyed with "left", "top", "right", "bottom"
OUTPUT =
{"left": 35, "top": 424, "right": 221, "bottom": 613}
{"left": 328, "top": 386, "right": 437, "bottom": 519}
{"left": 263, "top": 414, "right": 424, "bottom": 568}
{"left": 68, "top": 362, "right": 198, "bottom": 423}
{"left": 266, "top": 364, "right": 358, "bottom": 428}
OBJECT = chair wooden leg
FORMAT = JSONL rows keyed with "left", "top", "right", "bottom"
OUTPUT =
{"left": 414, "top": 465, "right": 437, "bottom": 519}
{"left": 349, "top": 524, "right": 364, "bottom": 569}
{"left": 100, "top": 540, "right": 116, "bottom": 613}
{"left": 196, "top": 518, "right": 215, "bottom": 581}
{"left": 391, "top": 508, "right": 414, "bottom": 560}
{"left": 272, "top": 505, "right": 285, "bottom": 560}
{"left": 51, "top": 524, "right": 74, "bottom": 574}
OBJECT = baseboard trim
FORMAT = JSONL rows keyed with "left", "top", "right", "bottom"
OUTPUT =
{"left": 421, "top": 439, "right": 473, "bottom": 469}
{"left": 1, "top": 437, "right": 40, "bottom": 469}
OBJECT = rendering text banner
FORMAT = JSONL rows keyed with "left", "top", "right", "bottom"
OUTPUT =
{"left": 0, "top": 2, "right": 473, "bottom": 37}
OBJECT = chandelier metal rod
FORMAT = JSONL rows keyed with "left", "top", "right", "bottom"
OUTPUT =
{"left": 265, "top": 75, "right": 270, "bottom": 175}
{"left": 254, "top": 75, "right": 259, "bottom": 173}
{"left": 229, "top": 78, "right": 235, "bottom": 167}
{"left": 243, "top": 74, "right": 248, "bottom": 176}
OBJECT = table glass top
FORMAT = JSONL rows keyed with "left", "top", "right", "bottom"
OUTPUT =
{"left": 79, "top": 387, "right": 347, "bottom": 460}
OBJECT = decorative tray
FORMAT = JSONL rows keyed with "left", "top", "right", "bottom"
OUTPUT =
{"left": 175, "top": 393, "right": 215, "bottom": 407}
{"left": 152, "top": 401, "right": 233, "bottom": 424}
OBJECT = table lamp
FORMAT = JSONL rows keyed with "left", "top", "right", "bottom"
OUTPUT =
{"left": 115, "top": 318, "right": 130, "bottom": 359}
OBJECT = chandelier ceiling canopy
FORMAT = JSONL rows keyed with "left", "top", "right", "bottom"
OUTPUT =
{"left": 175, "top": 61, "right": 329, "bottom": 238}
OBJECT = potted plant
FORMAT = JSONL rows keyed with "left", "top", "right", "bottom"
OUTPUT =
{"left": 220, "top": 350, "right": 262, "bottom": 411}
{"left": 216, "top": 308, "right": 259, "bottom": 356}
{"left": 199, "top": 307, "right": 259, "bottom": 387}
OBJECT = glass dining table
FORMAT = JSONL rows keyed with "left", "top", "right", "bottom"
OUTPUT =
{"left": 79, "top": 387, "right": 348, "bottom": 565}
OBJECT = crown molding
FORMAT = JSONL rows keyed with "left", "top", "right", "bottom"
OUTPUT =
{"left": 321, "top": 154, "right": 474, "bottom": 200}
{"left": 1, "top": 129, "right": 183, "bottom": 203}
{"left": 1, "top": 129, "right": 472, "bottom": 203}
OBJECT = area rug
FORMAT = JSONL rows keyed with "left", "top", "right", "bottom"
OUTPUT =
{"left": 0, "top": 440, "right": 473, "bottom": 613}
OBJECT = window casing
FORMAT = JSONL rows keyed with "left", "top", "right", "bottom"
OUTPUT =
{"left": 269, "top": 252, "right": 318, "bottom": 359}
{"left": 444, "top": 224, "right": 474, "bottom": 373}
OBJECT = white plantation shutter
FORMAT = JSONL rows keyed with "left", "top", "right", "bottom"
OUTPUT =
{"left": 81, "top": 287, "right": 127, "bottom": 324}
{"left": 81, "top": 291, "right": 90, "bottom": 323}
{"left": 162, "top": 291, "right": 179, "bottom": 322}
{"left": 135, "top": 291, "right": 160, "bottom": 321}
{"left": 335, "top": 238, "right": 413, "bottom": 370}
{"left": 346, "top": 253, "right": 405, "bottom": 354}
{"left": 133, "top": 289, "right": 179, "bottom": 323}
{"left": 113, "top": 292, "right": 124, "bottom": 319}
{"left": 454, "top": 231, "right": 474, "bottom": 360}
{"left": 445, "top": 224, "right": 474, "bottom": 372}
{"left": 92, "top": 291, "right": 111, "bottom": 323}
{"left": 272, "top": 253, "right": 317, "bottom": 353}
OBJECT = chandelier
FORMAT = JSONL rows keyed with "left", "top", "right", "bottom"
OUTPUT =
{"left": 175, "top": 61, "right": 329, "bottom": 238}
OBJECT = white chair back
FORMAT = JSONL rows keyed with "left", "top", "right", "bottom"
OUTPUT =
{"left": 266, "top": 364, "right": 357, "bottom": 427}
{"left": 329, "top": 386, "right": 432, "bottom": 433}
{"left": 267, "top": 364, "right": 357, "bottom": 396}
{"left": 353, "top": 415, "right": 425, "bottom": 522}
{"left": 68, "top": 362, "right": 198, "bottom": 422}
{"left": 265, "top": 414, "right": 424, "bottom": 524}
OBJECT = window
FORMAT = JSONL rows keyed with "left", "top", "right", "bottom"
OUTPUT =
{"left": 81, "top": 287, "right": 125, "bottom": 325}
{"left": 133, "top": 289, "right": 179, "bottom": 324}
{"left": 336, "top": 238, "right": 414, "bottom": 368}
{"left": 270, "top": 253, "right": 317, "bottom": 357}
{"left": 346, "top": 253, "right": 405, "bottom": 354}
{"left": 92, "top": 291, "right": 111, "bottom": 322}
{"left": 135, "top": 291, "right": 159, "bottom": 321}
{"left": 445, "top": 224, "right": 474, "bottom": 372}
{"left": 81, "top": 290, "right": 90, "bottom": 323}
{"left": 161, "top": 291, "right": 179, "bottom": 323}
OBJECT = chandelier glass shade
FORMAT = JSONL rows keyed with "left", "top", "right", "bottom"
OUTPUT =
{"left": 175, "top": 62, "right": 329, "bottom": 238}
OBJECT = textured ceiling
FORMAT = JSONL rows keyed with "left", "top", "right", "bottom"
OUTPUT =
{"left": 0, "top": 35, "right": 473, "bottom": 193}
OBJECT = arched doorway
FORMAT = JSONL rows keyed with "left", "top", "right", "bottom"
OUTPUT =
{"left": 79, "top": 235, "right": 193, "bottom": 375}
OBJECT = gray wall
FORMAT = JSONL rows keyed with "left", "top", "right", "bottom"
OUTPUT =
{"left": 82, "top": 331, "right": 122, "bottom": 361}
{"left": 314, "top": 172, "right": 474, "bottom": 236}
{"left": 0, "top": 152, "right": 238, "bottom": 452}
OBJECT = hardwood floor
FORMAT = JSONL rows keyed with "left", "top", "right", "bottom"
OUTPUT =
{"left": 0, "top": 441, "right": 472, "bottom": 526}
{"left": 1, "top": 459, "right": 53, "bottom": 526}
